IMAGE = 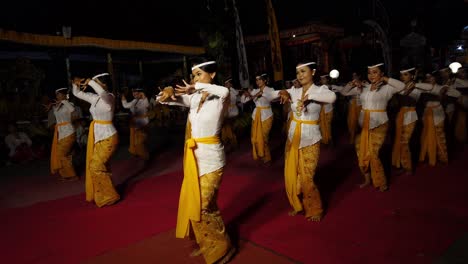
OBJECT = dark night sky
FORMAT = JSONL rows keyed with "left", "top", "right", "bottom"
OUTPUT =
{"left": 0, "top": 0, "right": 467, "bottom": 46}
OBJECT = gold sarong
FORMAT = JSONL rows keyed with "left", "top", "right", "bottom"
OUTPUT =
{"left": 284, "top": 117, "right": 320, "bottom": 216}
{"left": 251, "top": 107, "right": 273, "bottom": 162}
{"left": 86, "top": 120, "right": 120, "bottom": 207}
{"left": 392, "top": 107, "right": 416, "bottom": 170}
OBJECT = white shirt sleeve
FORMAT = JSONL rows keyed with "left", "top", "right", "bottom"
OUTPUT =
{"left": 88, "top": 80, "right": 114, "bottom": 106}
{"left": 386, "top": 78, "right": 405, "bottom": 94}
{"left": 122, "top": 98, "right": 137, "bottom": 109}
{"left": 61, "top": 100, "right": 75, "bottom": 112}
{"left": 72, "top": 83, "right": 98, "bottom": 104}
{"left": 308, "top": 85, "right": 337, "bottom": 103}
{"left": 195, "top": 82, "right": 229, "bottom": 100}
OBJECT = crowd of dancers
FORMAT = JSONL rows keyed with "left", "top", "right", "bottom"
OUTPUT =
{"left": 46, "top": 55, "right": 468, "bottom": 263}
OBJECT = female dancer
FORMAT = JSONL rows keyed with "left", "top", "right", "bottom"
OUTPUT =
{"left": 158, "top": 58, "right": 235, "bottom": 264}
{"left": 49, "top": 87, "right": 78, "bottom": 180}
{"left": 391, "top": 67, "right": 431, "bottom": 175}
{"left": 353, "top": 63, "right": 405, "bottom": 191}
{"left": 72, "top": 73, "right": 120, "bottom": 207}
{"left": 283, "top": 61, "right": 336, "bottom": 221}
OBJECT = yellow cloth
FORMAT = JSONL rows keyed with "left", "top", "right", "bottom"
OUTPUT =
{"left": 176, "top": 135, "right": 221, "bottom": 239}
{"left": 392, "top": 107, "right": 416, "bottom": 168}
{"left": 347, "top": 99, "right": 361, "bottom": 143}
{"left": 190, "top": 168, "right": 233, "bottom": 264}
{"left": 297, "top": 144, "right": 322, "bottom": 218}
{"left": 86, "top": 120, "right": 113, "bottom": 202}
{"left": 355, "top": 123, "right": 389, "bottom": 188}
{"left": 251, "top": 106, "right": 271, "bottom": 160}
{"left": 50, "top": 122, "right": 71, "bottom": 174}
{"left": 129, "top": 114, "right": 148, "bottom": 157}
{"left": 284, "top": 117, "right": 318, "bottom": 213}
{"left": 455, "top": 110, "right": 467, "bottom": 143}
{"left": 359, "top": 109, "right": 386, "bottom": 168}
{"left": 319, "top": 107, "right": 332, "bottom": 144}
{"left": 419, "top": 107, "right": 437, "bottom": 166}
{"left": 54, "top": 134, "right": 77, "bottom": 179}
{"left": 88, "top": 134, "right": 120, "bottom": 207}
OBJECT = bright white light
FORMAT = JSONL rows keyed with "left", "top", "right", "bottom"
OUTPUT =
{"left": 293, "top": 34, "right": 296, "bottom": 38}
{"left": 330, "top": 69, "right": 340, "bottom": 79}
{"left": 449, "top": 62, "right": 462, "bottom": 74}
{"left": 457, "top": 45, "right": 463, "bottom": 51}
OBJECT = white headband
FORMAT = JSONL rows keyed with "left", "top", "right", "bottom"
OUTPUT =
{"left": 191, "top": 61, "right": 216, "bottom": 71}
{"left": 224, "top": 78, "right": 232, "bottom": 83}
{"left": 55, "top": 87, "right": 68, "bottom": 93}
{"left": 368, "top": 63, "right": 384, "bottom": 69}
{"left": 296, "top": 62, "right": 316, "bottom": 69}
{"left": 400, "top": 67, "right": 415, "bottom": 73}
{"left": 92, "top": 73, "right": 110, "bottom": 80}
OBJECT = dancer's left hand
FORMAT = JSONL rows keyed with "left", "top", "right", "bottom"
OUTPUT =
{"left": 175, "top": 80, "right": 196, "bottom": 95}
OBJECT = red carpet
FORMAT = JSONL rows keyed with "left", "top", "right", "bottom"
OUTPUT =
{"left": 2, "top": 140, "right": 468, "bottom": 264}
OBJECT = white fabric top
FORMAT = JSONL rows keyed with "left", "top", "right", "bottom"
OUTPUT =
{"left": 416, "top": 83, "right": 460, "bottom": 125}
{"left": 338, "top": 84, "right": 362, "bottom": 105}
{"left": 72, "top": 80, "right": 117, "bottom": 143}
{"left": 287, "top": 84, "right": 337, "bottom": 148}
{"left": 53, "top": 100, "right": 76, "bottom": 140}
{"left": 226, "top": 87, "right": 239, "bottom": 118}
{"left": 359, "top": 78, "right": 405, "bottom": 129}
{"left": 398, "top": 84, "right": 432, "bottom": 125}
{"left": 122, "top": 97, "right": 150, "bottom": 128}
{"left": 158, "top": 82, "right": 229, "bottom": 176}
{"left": 245, "top": 87, "right": 280, "bottom": 121}
{"left": 5, "top": 132, "right": 32, "bottom": 157}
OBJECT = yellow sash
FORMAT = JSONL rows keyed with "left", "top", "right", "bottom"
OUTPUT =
{"left": 284, "top": 117, "right": 318, "bottom": 212}
{"left": 419, "top": 106, "right": 437, "bottom": 166}
{"left": 86, "top": 120, "right": 113, "bottom": 201}
{"left": 392, "top": 107, "right": 416, "bottom": 168}
{"left": 50, "top": 122, "right": 71, "bottom": 174}
{"left": 251, "top": 106, "right": 271, "bottom": 160}
{"left": 176, "top": 135, "right": 220, "bottom": 238}
{"left": 359, "top": 109, "right": 386, "bottom": 168}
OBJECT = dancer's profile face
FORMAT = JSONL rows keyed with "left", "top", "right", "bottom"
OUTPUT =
{"left": 296, "top": 66, "right": 315, "bottom": 87}
{"left": 367, "top": 67, "right": 383, "bottom": 84}
{"left": 400, "top": 72, "right": 413, "bottom": 83}
{"left": 192, "top": 68, "right": 215, "bottom": 84}
{"left": 255, "top": 77, "right": 266, "bottom": 88}
{"left": 55, "top": 92, "right": 66, "bottom": 101}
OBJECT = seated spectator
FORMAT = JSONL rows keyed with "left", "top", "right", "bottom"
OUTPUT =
{"left": 5, "top": 123, "right": 35, "bottom": 164}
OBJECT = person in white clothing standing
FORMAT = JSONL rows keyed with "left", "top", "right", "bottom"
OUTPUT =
{"left": 243, "top": 73, "right": 280, "bottom": 165}
{"left": 48, "top": 87, "right": 77, "bottom": 181}
{"left": 72, "top": 73, "right": 120, "bottom": 208}
{"left": 157, "top": 58, "right": 235, "bottom": 264}
{"left": 282, "top": 60, "right": 337, "bottom": 221}
{"left": 121, "top": 87, "right": 150, "bottom": 160}
{"left": 353, "top": 62, "right": 405, "bottom": 191}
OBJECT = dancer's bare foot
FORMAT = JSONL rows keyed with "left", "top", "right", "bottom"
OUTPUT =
{"left": 288, "top": 210, "right": 300, "bottom": 216}
{"left": 306, "top": 214, "right": 322, "bottom": 222}
{"left": 190, "top": 248, "right": 202, "bottom": 257}
{"left": 359, "top": 174, "right": 370, "bottom": 188}
{"left": 379, "top": 185, "right": 388, "bottom": 192}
